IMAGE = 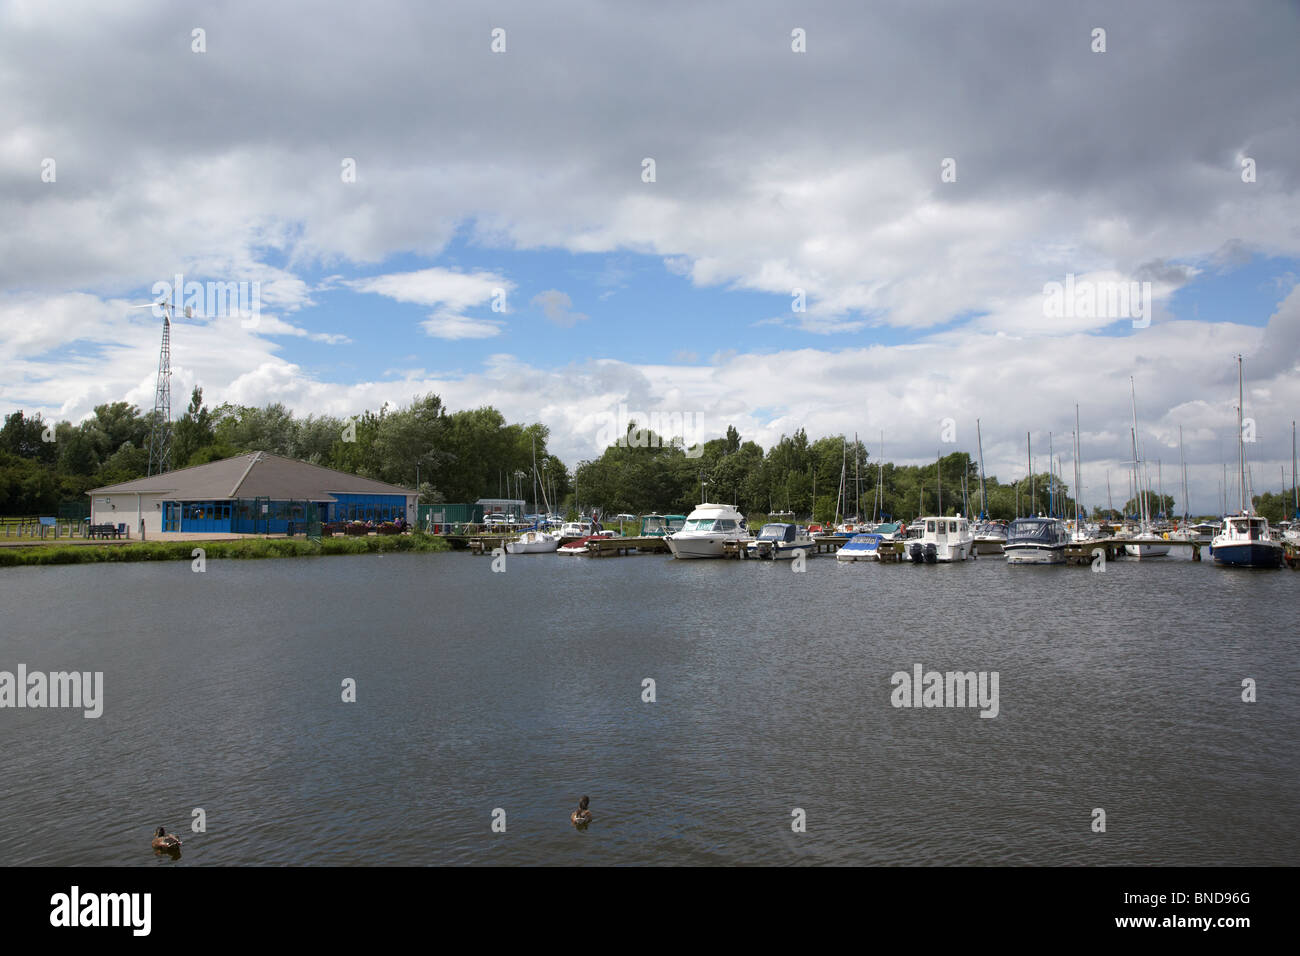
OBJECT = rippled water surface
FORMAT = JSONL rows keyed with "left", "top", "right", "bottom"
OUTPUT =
{"left": 1, "top": 549, "right": 1296, "bottom": 865}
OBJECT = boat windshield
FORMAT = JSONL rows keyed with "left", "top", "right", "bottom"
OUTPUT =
{"left": 1008, "top": 518, "right": 1061, "bottom": 542}
{"left": 682, "top": 518, "right": 716, "bottom": 532}
{"left": 759, "top": 524, "right": 790, "bottom": 540}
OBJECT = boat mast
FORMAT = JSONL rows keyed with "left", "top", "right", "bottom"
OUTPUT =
{"left": 1074, "top": 404, "right": 1083, "bottom": 530}
{"left": 1293, "top": 420, "right": 1298, "bottom": 519}
{"left": 854, "top": 432, "right": 861, "bottom": 520}
{"left": 1027, "top": 432, "right": 1033, "bottom": 516}
{"left": 1048, "top": 431, "right": 1055, "bottom": 518}
{"left": 1179, "top": 426, "right": 1189, "bottom": 525}
{"left": 1237, "top": 354, "right": 1247, "bottom": 514}
{"left": 876, "top": 431, "right": 884, "bottom": 522}
{"left": 1129, "top": 377, "right": 1146, "bottom": 528}
{"left": 976, "top": 419, "right": 988, "bottom": 519}
{"left": 936, "top": 450, "right": 942, "bottom": 515}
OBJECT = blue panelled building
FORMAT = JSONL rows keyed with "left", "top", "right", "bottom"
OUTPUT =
{"left": 88, "top": 452, "right": 417, "bottom": 537}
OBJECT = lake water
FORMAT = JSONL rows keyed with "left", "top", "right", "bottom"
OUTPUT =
{"left": 1, "top": 549, "right": 1296, "bottom": 866}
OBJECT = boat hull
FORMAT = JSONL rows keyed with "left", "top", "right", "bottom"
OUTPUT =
{"left": 666, "top": 534, "right": 732, "bottom": 559}
{"left": 1124, "top": 542, "right": 1170, "bottom": 559}
{"left": 1210, "top": 541, "right": 1284, "bottom": 568}
{"left": 973, "top": 537, "right": 1006, "bottom": 555}
{"left": 1005, "top": 545, "right": 1065, "bottom": 565}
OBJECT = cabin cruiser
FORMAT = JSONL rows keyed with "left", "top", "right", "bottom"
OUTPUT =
{"left": 747, "top": 523, "right": 815, "bottom": 560}
{"left": 505, "top": 529, "right": 561, "bottom": 554}
{"left": 558, "top": 519, "right": 594, "bottom": 539}
{"left": 665, "top": 503, "right": 751, "bottom": 559}
{"left": 907, "top": 516, "right": 974, "bottom": 563}
{"left": 1004, "top": 516, "right": 1070, "bottom": 564}
{"left": 836, "top": 532, "right": 887, "bottom": 562}
{"left": 1210, "top": 515, "right": 1284, "bottom": 569}
{"left": 972, "top": 520, "right": 1008, "bottom": 554}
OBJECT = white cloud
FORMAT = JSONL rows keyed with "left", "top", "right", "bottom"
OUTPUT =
{"left": 531, "top": 289, "right": 588, "bottom": 327}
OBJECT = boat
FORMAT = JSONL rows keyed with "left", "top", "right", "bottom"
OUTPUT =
{"left": 906, "top": 516, "right": 974, "bottom": 563}
{"left": 505, "top": 529, "right": 561, "bottom": 554}
{"left": 1123, "top": 380, "right": 1170, "bottom": 559}
{"left": 869, "top": 521, "right": 904, "bottom": 542}
{"left": 972, "top": 520, "right": 1008, "bottom": 554}
{"left": 747, "top": 523, "right": 816, "bottom": 560}
{"left": 836, "top": 532, "right": 887, "bottom": 561}
{"left": 1210, "top": 356, "right": 1285, "bottom": 569}
{"left": 558, "top": 519, "right": 594, "bottom": 540}
{"left": 558, "top": 535, "right": 597, "bottom": 555}
{"left": 664, "top": 503, "right": 751, "bottom": 559}
{"left": 1211, "top": 515, "right": 1283, "bottom": 568}
{"left": 1004, "top": 516, "right": 1070, "bottom": 564}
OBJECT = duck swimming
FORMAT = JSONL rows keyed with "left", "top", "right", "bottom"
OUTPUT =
{"left": 570, "top": 795, "right": 592, "bottom": 827}
{"left": 151, "top": 826, "right": 182, "bottom": 852}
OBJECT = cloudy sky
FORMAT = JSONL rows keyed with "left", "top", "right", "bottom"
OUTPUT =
{"left": 2, "top": 0, "right": 1298, "bottom": 512}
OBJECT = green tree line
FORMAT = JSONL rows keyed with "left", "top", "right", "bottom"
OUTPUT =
{"left": 1, "top": 391, "right": 571, "bottom": 516}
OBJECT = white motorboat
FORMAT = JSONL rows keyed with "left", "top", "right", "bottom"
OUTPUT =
{"left": 1004, "top": 516, "right": 1070, "bottom": 564}
{"left": 558, "top": 520, "right": 594, "bottom": 539}
{"left": 972, "top": 520, "right": 1008, "bottom": 554}
{"left": 505, "top": 529, "right": 561, "bottom": 554}
{"left": 747, "top": 523, "right": 815, "bottom": 560}
{"left": 665, "top": 503, "right": 751, "bottom": 559}
{"left": 906, "top": 516, "right": 974, "bottom": 563}
{"left": 836, "top": 532, "right": 887, "bottom": 561}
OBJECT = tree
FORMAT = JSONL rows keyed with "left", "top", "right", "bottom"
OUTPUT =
{"left": 171, "top": 387, "right": 216, "bottom": 467}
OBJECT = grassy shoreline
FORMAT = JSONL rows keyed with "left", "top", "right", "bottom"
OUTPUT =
{"left": 0, "top": 533, "right": 451, "bottom": 567}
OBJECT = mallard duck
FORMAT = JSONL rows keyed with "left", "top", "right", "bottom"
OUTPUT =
{"left": 151, "top": 826, "right": 182, "bottom": 851}
{"left": 570, "top": 795, "right": 592, "bottom": 826}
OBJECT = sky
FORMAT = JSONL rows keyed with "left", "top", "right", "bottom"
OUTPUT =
{"left": 2, "top": 0, "right": 1299, "bottom": 514}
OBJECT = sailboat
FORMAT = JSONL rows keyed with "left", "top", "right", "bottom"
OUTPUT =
{"left": 1209, "top": 356, "right": 1284, "bottom": 568}
{"left": 1286, "top": 421, "right": 1300, "bottom": 546}
{"left": 972, "top": 418, "right": 1007, "bottom": 554}
{"left": 1124, "top": 379, "right": 1170, "bottom": 559}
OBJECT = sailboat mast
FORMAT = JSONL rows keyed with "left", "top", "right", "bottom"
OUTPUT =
{"left": 1048, "top": 431, "right": 1055, "bottom": 518}
{"left": 1074, "top": 404, "right": 1083, "bottom": 528}
{"left": 1027, "top": 432, "right": 1033, "bottom": 516}
{"left": 1293, "top": 420, "right": 1298, "bottom": 518}
{"left": 1179, "top": 426, "right": 1188, "bottom": 525}
{"left": 1237, "top": 354, "right": 1246, "bottom": 514}
{"left": 976, "top": 419, "right": 988, "bottom": 519}
{"left": 936, "top": 451, "right": 942, "bottom": 515}
{"left": 854, "top": 432, "right": 860, "bottom": 520}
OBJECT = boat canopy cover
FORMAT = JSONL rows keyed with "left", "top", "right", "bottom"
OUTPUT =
{"left": 759, "top": 523, "right": 796, "bottom": 542}
{"left": 1007, "top": 517, "right": 1066, "bottom": 542}
{"left": 845, "top": 533, "right": 884, "bottom": 547}
{"left": 871, "top": 522, "right": 900, "bottom": 535}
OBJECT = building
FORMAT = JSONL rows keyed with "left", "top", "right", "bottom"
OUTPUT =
{"left": 87, "top": 452, "right": 416, "bottom": 536}
{"left": 475, "top": 498, "right": 526, "bottom": 519}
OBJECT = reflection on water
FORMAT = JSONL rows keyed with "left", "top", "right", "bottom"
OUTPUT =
{"left": 1, "top": 551, "right": 1296, "bottom": 865}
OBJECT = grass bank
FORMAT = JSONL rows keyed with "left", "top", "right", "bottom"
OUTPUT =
{"left": 0, "top": 533, "right": 451, "bottom": 567}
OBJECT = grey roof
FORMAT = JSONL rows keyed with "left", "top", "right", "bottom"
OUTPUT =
{"left": 88, "top": 452, "right": 413, "bottom": 501}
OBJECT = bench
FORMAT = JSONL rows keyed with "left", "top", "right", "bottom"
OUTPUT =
{"left": 87, "top": 523, "right": 125, "bottom": 540}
